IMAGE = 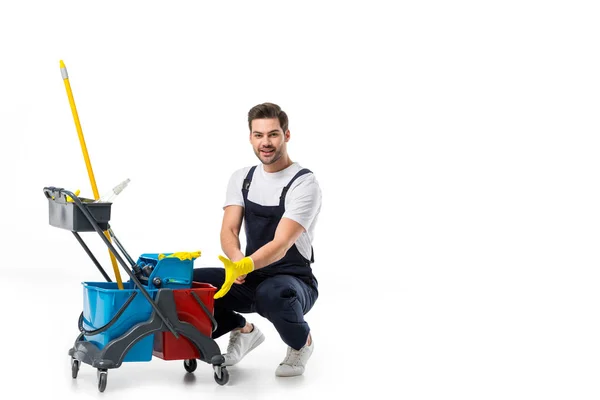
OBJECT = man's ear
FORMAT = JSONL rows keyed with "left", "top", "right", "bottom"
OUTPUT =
{"left": 285, "top": 130, "right": 291, "bottom": 142}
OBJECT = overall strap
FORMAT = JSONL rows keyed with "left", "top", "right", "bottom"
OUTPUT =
{"left": 280, "top": 168, "right": 312, "bottom": 204}
{"left": 242, "top": 166, "right": 258, "bottom": 200}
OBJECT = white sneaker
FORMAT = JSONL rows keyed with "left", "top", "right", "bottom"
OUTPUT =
{"left": 275, "top": 338, "right": 314, "bottom": 377}
{"left": 223, "top": 324, "right": 265, "bottom": 366}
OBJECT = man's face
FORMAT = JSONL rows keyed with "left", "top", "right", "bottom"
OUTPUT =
{"left": 250, "top": 118, "right": 289, "bottom": 165}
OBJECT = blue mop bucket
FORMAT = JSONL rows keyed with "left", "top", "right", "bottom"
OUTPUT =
{"left": 81, "top": 281, "right": 158, "bottom": 362}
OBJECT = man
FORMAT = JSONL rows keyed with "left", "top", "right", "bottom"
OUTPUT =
{"left": 193, "top": 102, "right": 322, "bottom": 377}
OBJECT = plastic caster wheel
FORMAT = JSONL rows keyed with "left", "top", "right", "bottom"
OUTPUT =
{"left": 97, "top": 369, "right": 107, "bottom": 392}
{"left": 71, "top": 358, "right": 80, "bottom": 379}
{"left": 184, "top": 359, "right": 197, "bottom": 373}
{"left": 214, "top": 367, "right": 229, "bottom": 385}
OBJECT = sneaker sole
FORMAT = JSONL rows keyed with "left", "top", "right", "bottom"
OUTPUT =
{"left": 223, "top": 332, "right": 266, "bottom": 366}
{"left": 275, "top": 366, "right": 305, "bottom": 377}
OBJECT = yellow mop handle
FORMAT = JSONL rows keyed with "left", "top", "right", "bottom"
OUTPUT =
{"left": 60, "top": 60, "right": 124, "bottom": 289}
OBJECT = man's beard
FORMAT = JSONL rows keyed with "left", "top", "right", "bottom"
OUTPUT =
{"left": 254, "top": 146, "right": 283, "bottom": 165}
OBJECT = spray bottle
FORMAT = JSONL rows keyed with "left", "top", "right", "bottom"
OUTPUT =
{"left": 95, "top": 178, "right": 131, "bottom": 203}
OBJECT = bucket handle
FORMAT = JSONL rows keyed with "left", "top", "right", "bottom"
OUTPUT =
{"left": 190, "top": 292, "right": 218, "bottom": 333}
{"left": 78, "top": 292, "right": 138, "bottom": 336}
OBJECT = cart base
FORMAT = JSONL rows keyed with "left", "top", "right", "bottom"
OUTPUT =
{"left": 69, "top": 289, "right": 228, "bottom": 391}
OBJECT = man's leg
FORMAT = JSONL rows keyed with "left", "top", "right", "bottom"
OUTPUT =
{"left": 193, "top": 267, "right": 266, "bottom": 366}
{"left": 193, "top": 267, "right": 255, "bottom": 338}
{"left": 254, "top": 275, "right": 318, "bottom": 376}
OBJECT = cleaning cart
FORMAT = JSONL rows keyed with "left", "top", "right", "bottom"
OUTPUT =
{"left": 43, "top": 186, "right": 230, "bottom": 392}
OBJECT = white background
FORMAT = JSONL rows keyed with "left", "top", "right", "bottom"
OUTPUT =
{"left": 0, "top": 1, "right": 599, "bottom": 398}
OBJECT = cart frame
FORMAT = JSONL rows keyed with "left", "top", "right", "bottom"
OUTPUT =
{"left": 43, "top": 186, "right": 229, "bottom": 392}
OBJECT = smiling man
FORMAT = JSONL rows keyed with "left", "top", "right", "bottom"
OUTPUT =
{"left": 193, "top": 102, "right": 322, "bottom": 377}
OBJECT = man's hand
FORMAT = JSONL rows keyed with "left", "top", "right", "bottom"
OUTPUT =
{"left": 214, "top": 256, "right": 255, "bottom": 299}
{"left": 230, "top": 254, "right": 247, "bottom": 284}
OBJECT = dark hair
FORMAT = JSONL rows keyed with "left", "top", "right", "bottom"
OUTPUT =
{"left": 248, "top": 102, "right": 289, "bottom": 132}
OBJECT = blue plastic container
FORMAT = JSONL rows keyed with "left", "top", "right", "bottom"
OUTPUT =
{"left": 81, "top": 281, "right": 157, "bottom": 362}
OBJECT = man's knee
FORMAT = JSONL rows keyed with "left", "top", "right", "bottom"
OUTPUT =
{"left": 255, "top": 280, "right": 298, "bottom": 316}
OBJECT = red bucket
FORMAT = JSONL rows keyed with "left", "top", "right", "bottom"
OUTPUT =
{"left": 153, "top": 282, "right": 216, "bottom": 360}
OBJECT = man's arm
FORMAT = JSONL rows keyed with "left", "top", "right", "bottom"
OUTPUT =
{"left": 220, "top": 205, "right": 245, "bottom": 262}
{"left": 249, "top": 217, "right": 305, "bottom": 270}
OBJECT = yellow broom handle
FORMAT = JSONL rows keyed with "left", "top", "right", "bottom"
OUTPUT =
{"left": 60, "top": 60, "right": 124, "bottom": 289}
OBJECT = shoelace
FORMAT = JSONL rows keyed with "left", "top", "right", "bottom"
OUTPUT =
{"left": 227, "top": 331, "right": 241, "bottom": 353}
{"left": 280, "top": 347, "right": 305, "bottom": 366}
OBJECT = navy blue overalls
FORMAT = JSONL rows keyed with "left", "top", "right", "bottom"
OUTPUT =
{"left": 193, "top": 166, "right": 319, "bottom": 350}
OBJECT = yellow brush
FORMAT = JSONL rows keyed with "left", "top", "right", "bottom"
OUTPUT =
{"left": 60, "top": 60, "right": 124, "bottom": 289}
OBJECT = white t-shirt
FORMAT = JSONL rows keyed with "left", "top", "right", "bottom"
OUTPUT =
{"left": 224, "top": 162, "right": 322, "bottom": 261}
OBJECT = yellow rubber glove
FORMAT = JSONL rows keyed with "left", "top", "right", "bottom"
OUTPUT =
{"left": 214, "top": 256, "right": 254, "bottom": 299}
{"left": 158, "top": 251, "right": 201, "bottom": 261}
